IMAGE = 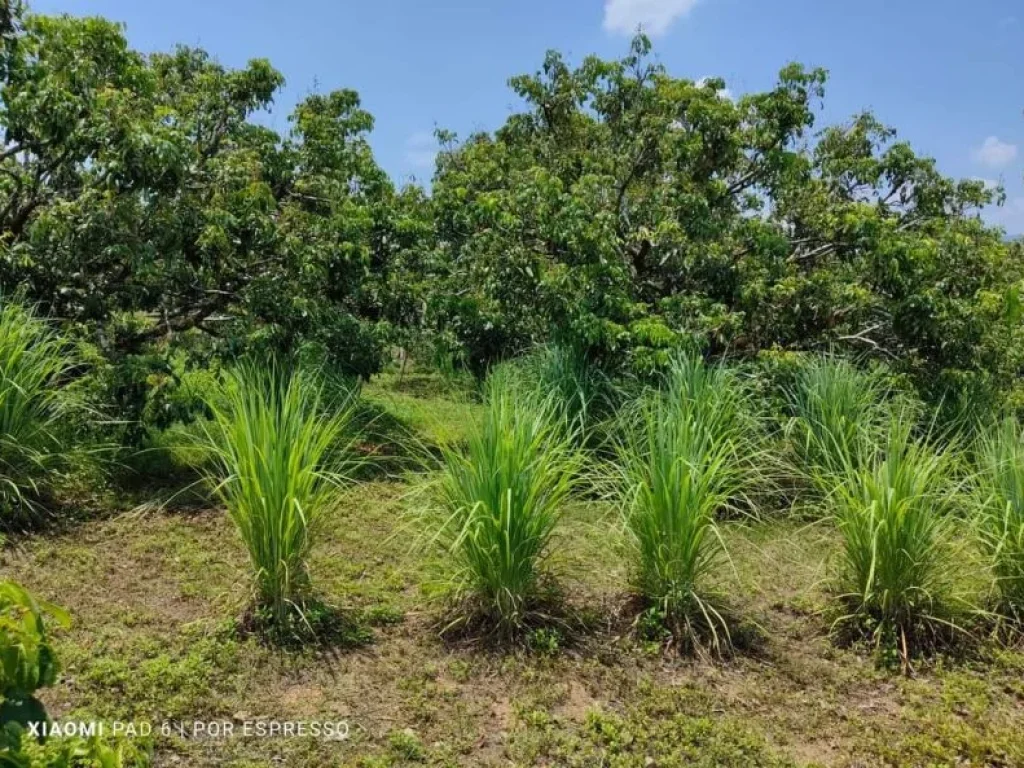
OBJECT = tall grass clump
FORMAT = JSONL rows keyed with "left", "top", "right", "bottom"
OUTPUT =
{"left": 615, "top": 354, "right": 761, "bottom": 655}
{"left": 785, "top": 355, "right": 890, "bottom": 497}
{"left": 832, "top": 412, "right": 966, "bottom": 665}
{"left": 432, "top": 367, "right": 580, "bottom": 640}
{"left": 195, "top": 361, "right": 360, "bottom": 633}
{"left": 973, "top": 417, "right": 1024, "bottom": 621}
{"left": 0, "top": 298, "right": 79, "bottom": 527}
{"left": 522, "top": 343, "right": 611, "bottom": 435}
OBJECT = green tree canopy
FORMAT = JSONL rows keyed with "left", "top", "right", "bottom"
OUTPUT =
{"left": 0, "top": 5, "right": 407, "bottom": 379}
{"left": 2, "top": 7, "right": 1022, "bottom": 423}
{"left": 429, "top": 36, "right": 1023, "bottom": 401}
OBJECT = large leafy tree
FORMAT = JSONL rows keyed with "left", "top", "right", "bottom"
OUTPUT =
{"left": 430, "top": 36, "right": 1023, "bottom": 400}
{"left": 0, "top": 4, "right": 413, "bottom": 438}
{"left": 0, "top": 4, "right": 397, "bottom": 374}
{"left": 3, "top": 5, "right": 1021, "bottom": 414}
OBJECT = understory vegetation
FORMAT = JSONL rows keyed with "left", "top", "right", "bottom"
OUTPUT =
{"left": 430, "top": 370, "right": 580, "bottom": 640}
{"left": 4, "top": 355, "right": 1024, "bottom": 765}
{"left": 0, "top": 300, "right": 82, "bottom": 529}
{"left": 784, "top": 355, "right": 891, "bottom": 497}
{"left": 831, "top": 414, "right": 964, "bottom": 667}
{"left": 974, "top": 418, "right": 1024, "bottom": 621}
{"left": 2, "top": 1, "right": 1024, "bottom": 765}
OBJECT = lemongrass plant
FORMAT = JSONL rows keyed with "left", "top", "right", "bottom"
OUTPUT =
{"left": 785, "top": 355, "right": 890, "bottom": 498}
{"left": 195, "top": 361, "right": 360, "bottom": 630}
{"left": 433, "top": 367, "right": 580, "bottom": 639}
{"left": 520, "top": 342, "right": 610, "bottom": 437}
{"left": 832, "top": 412, "right": 966, "bottom": 664}
{"left": 973, "top": 417, "right": 1024, "bottom": 620}
{"left": 616, "top": 354, "right": 761, "bottom": 655}
{"left": 0, "top": 298, "right": 79, "bottom": 526}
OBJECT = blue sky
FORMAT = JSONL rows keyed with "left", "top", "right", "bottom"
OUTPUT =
{"left": 30, "top": 0, "right": 1024, "bottom": 234}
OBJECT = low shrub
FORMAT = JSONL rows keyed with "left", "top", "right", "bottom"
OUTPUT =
{"left": 0, "top": 581, "right": 149, "bottom": 766}
{"left": 0, "top": 580, "right": 68, "bottom": 730}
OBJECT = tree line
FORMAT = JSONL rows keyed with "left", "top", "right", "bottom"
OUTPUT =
{"left": 2, "top": 2, "right": 1022, "bottom": 441}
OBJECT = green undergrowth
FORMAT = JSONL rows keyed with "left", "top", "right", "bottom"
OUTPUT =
{"left": 4, "top": 371, "right": 1024, "bottom": 767}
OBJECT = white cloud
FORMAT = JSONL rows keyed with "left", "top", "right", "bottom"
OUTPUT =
{"left": 603, "top": 0, "right": 700, "bottom": 37}
{"left": 404, "top": 131, "right": 438, "bottom": 170}
{"left": 972, "top": 136, "right": 1018, "bottom": 169}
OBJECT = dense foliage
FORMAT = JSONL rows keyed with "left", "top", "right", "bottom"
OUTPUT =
{"left": 0, "top": 2, "right": 424, "bottom": 441}
{"left": 1, "top": 2, "right": 1022, "bottom": 424}
{"left": 429, "top": 38, "right": 1024, "bottom": 407}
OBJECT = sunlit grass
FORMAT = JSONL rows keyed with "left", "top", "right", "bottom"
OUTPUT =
{"left": 973, "top": 417, "right": 1024, "bottom": 621}
{"left": 194, "top": 361, "right": 361, "bottom": 632}
{"left": 430, "top": 367, "right": 580, "bottom": 639}
{"left": 615, "top": 354, "right": 762, "bottom": 655}
{"left": 831, "top": 412, "right": 968, "bottom": 664}
{"left": 785, "top": 355, "right": 890, "bottom": 500}
{"left": 518, "top": 343, "right": 612, "bottom": 437}
{"left": 0, "top": 298, "right": 80, "bottom": 527}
